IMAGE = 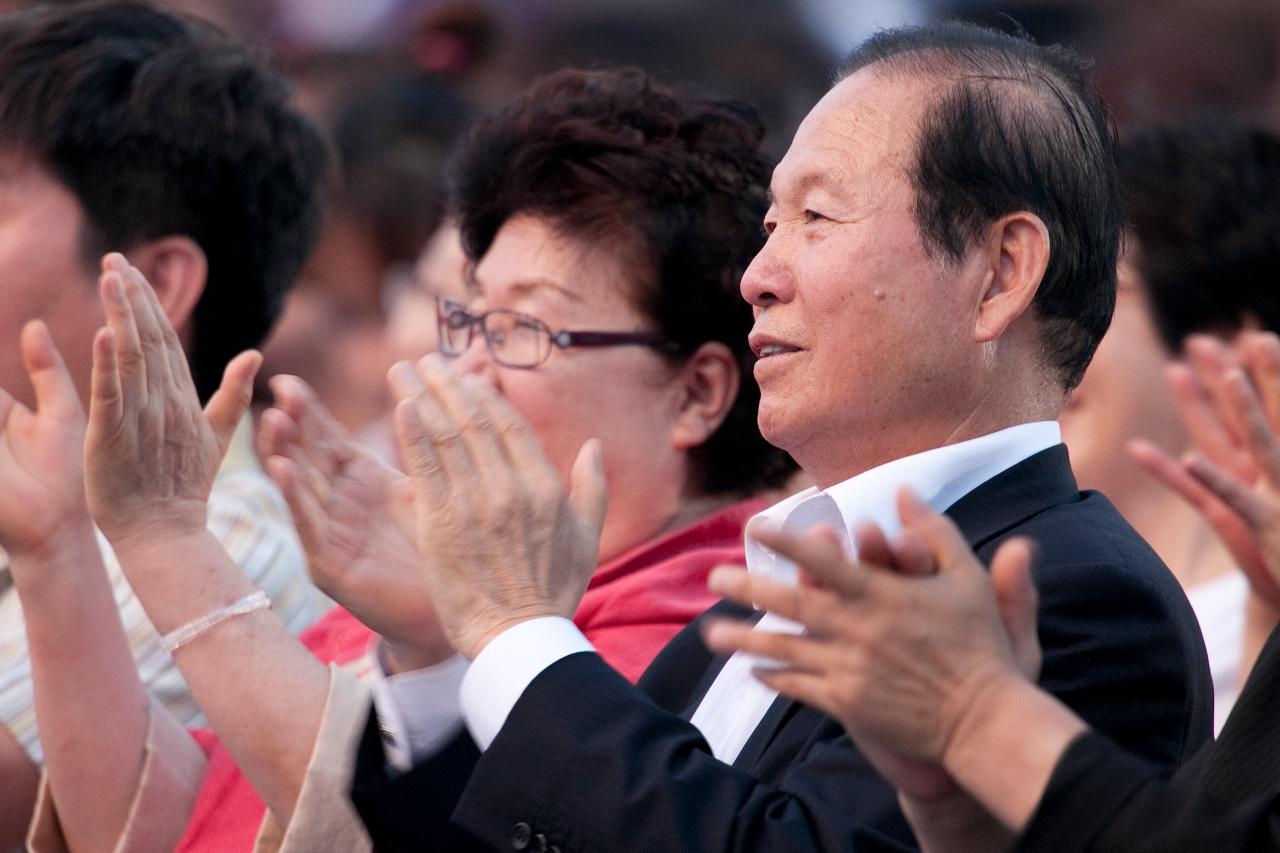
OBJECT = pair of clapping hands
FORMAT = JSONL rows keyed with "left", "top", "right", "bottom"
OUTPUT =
{"left": 1, "top": 254, "right": 610, "bottom": 667}
{"left": 0, "top": 254, "right": 255, "bottom": 586}
{"left": 702, "top": 330, "right": 1280, "bottom": 817}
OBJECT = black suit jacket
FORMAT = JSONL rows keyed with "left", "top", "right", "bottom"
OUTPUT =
{"left": 352, "top": 445, "right": 1214, "bottom": 852}
{"left": 1018, "top": 624, "right": 1280, "bottom": 853}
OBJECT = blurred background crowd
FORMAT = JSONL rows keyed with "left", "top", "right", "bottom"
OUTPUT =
{"left": 0, "top": 0, "right": 1264, "bottom": 447}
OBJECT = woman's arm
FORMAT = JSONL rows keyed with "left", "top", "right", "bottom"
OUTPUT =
{"left": 0, "top": 316, "right": 154, "bottom": 851}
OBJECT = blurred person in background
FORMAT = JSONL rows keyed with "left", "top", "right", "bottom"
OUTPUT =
{"left": 1060, "top": 123, "right": 1280, "bottom": 732}
{"left": 0, "top": 3, "right": 326, "bottom": 845}
{"left": 260, "top": 75, "right": 473, "bottom": 433}
{"left": 16, "top": 66, "right": 796, "bottom": 852}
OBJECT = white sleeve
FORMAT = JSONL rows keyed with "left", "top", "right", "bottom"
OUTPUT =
{"left": 365, "top": 645, "right": 469, "bottom": 771}
{"left": 458, "top": 616, "right": 595, "bottom": 750}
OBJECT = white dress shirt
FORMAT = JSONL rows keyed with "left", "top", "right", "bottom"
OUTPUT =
{"left": 373, "top": 422, "right": 1060, "bottom": 766}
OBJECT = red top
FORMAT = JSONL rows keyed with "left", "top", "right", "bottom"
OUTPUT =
{"left": 177, "top": 498, "right": 763, "bottom": 852}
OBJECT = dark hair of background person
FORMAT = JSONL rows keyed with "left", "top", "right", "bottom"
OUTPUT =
{"left": 839, "top": 22, "right": 1121, "bottom": 392}
{"left": 0, "top": 1, "right": 326, "bottom": 400}
{"left": 451, "top": 67, "right": 796, "bottom": 496}
{"left": 330, "top": 74, "right": 473, "bottom": 275}
{"left": 1119, "top": 124, "right": 1280, "bottom": 353}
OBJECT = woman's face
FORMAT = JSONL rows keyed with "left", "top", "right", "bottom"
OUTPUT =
{"left": 1059, "top": 257, "right": 1188, "bottom": 508}
{"left": 452, "top": 214, "right": 694, "bottom": 560}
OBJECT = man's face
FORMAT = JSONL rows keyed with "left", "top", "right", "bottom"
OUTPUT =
{"left": 0, "top": 154, "right": 103, "bottom": 408}
{"left": 741, "top": 69, "right": 982, "bottom": 486}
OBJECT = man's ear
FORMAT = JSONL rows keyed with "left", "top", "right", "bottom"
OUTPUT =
{"left": 973, "top": 211, "right": 1049, "bottom": 344}
{"left": 123, "top": 236, "right": 208, "bottom": 335}
{"left": 671, "top": 341, "right": 739, "bottom": 451}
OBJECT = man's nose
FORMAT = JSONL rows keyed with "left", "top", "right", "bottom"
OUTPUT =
{"left": 740, "top": 238, "right": 795, "bottom": 307}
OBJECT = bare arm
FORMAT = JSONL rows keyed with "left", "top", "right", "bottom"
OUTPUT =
{"left": 0, "top": 314, "right": 152, "bottom": 852}
{"left": 0, "top": 723, "right": 39, "bottom": 849}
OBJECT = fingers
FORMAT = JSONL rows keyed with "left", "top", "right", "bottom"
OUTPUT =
{"left": 264, "top": 454, "right": 328, "bottom": 572}
{"left": 1185, "top": 335, "right": 1247, "bottom": 449}
{"left": 205, "top": 350, "right": 261, "bottom": 455}
{"left": 568, "top": 439, "right": 608, "bottom": 545}
{"left": 990, "top": 538, "right": 1041, "bottom": 679}
{"left": 1184, "top": 451, "right": 1272, "bottom": 531}
{"left": 392, "top": 397, "right": 446, "bottom": 505}
{"left": 387, "top": 360, "right": 479, "bottom": 487}
{"left": 701, "top": 616, "right": 833, "bottom": 672}
{"left": 88, "top": 326, "right": 122, "bottom": 438}
{"left": 1242, "top": 332, "right": 1280, "bottom": 432}
{"left": 19, "top": 320, "right": 81, "bottom": 421}
{"left": 750, "top": 522, "right": 865, "bottom": 598}
{"left": 1223, "top": 367, "right": 1280, "bottom": 487}
{"left": 851, "top": 521, "right": 892, "bottom": 571}
{"left": 1166, "top": 361, "right": 1254, "bottom": 479}
{"left": 98, "top": 265, "right": 144, "bottom": 416}
{"left": 895, "top": 487, "right": 976, "bottom": 575}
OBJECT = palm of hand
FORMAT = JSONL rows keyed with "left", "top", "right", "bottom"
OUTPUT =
{"left": 0, "top": 397, "right": 87, "bottom": 555}
{"left": 307, "top": 453, "right": 439, "bottom": 642}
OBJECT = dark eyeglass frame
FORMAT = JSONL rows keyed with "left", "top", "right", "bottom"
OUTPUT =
{"left": 434, "top": 295, "right": 681, "bottom": 369}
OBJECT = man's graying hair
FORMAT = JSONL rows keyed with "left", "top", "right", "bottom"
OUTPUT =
{"left": 839, "top": 23, "right": 1121, "bottom": 391}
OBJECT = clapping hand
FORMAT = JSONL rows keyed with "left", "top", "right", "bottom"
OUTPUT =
{"left": 1131, "top": 332, "right": 1280, "bottom": 609}
{"left": 702, "top": 489, "right": 1039, "bottom": 802}
{"left": 390, "top": 354, "right": 608, "bottom": 661}
{"left": 84, "top": 253, "right": 260, "bottom": 550}
{"left": 0, "top": 320, "right": 90, "bottom": 570}
{"left": 259, "top": 374, "right": 452, "bottom": 669}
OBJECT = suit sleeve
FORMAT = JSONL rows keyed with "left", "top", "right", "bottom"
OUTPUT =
{"left": 447, "top": 651, "right": 914, "bottom": 853}
{"left": 1018, "top": 627, "right": 1280, "bottom": 853}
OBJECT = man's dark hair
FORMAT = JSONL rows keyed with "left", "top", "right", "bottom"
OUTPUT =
{"left": 1120, "top": 123, "right": 1280, "bottom": 351}
{"left": 452, "top": 67, "right": 796, "bottom": 495}
{"left": 840, "top": 22, "right": 1121, "bottom": 391}
{"left": 0, "top": 2, "right": 326, "bottom": 399}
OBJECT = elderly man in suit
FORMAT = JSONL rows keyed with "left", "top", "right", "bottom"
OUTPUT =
{"left": 352, "top": 22, "right": 1214, "bottom": 852}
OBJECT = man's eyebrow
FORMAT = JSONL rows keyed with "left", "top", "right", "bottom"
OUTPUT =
{"left": 769, "top": 170, "right": 842, "bottom": 206}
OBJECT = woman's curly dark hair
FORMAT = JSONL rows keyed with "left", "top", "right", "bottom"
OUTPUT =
{"left": 451, "top": 67, "right": 796, "bottom": 495}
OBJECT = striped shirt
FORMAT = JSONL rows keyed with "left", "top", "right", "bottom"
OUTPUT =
{"left": 0, "top": 417, "right": 326, "bottom": 764}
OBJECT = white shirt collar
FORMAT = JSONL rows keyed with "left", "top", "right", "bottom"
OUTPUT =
{"left": 746, "top": 421, "right": 1061, "bottom": 584}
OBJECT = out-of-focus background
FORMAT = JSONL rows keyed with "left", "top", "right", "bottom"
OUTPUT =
{"left": 8, "top": 0, "right": 1278, "bottom": 438}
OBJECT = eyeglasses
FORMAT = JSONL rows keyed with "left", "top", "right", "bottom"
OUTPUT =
{"left": 435, "top": 296, "right": 680, "bottom": 369}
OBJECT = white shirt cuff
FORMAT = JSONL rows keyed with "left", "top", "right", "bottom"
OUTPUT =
{"left": 459, "top": 616, "right": 594, "bottom": 750}
{"left": 367, "top": 642, "right": 469, "bottom": 771}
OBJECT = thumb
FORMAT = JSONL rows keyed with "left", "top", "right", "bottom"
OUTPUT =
{"left": 205, "top": 350, "right": 262, "bottom": 454}
{"left": 896, "top": 486, "right": 973, "bottom": 573}
{"left": 568, "top": 438, "right": 608, "bottom": 544}
{"left": 21, "top": 320, "right": 81, "bottom": 421}
{"left": 990, "top": 538, "right": 1041, "bottom": 679}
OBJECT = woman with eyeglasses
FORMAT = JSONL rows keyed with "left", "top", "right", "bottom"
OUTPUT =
{"left": 17, "top": 68, "right": 797, "bottom": 852}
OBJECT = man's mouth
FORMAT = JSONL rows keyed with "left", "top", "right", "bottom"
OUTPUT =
{"left": 756, "top": 344, "right": 801, "bottom": 358}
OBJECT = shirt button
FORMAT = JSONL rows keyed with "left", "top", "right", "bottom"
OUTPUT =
{"left": 511, "top": 822, "right": 532, "bottom": 850}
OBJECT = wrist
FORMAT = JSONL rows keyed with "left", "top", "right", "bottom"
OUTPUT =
{"left": 456, "top": 604, "right": 567, "bottom": 661}
{"left": 382, "top": 634, "right": 457, "bottom": 674}
{"left": 7, "top": 516, "right": 103, "bottom": 593}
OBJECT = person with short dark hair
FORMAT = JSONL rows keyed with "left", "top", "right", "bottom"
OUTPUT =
{"left": 351, "top": 22, "right": 1211, "bottom": 852}
{"left": 0, "top": 1, "right": 326, "bottom": 847}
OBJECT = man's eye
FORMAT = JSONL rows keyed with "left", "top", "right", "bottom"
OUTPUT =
{"left": 803, "top": 210, "right": 828, "bottom": 223}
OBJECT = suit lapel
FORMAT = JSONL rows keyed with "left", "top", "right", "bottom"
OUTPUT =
{"left": 732, "top": 444, "right": 1079, "bottom": 770}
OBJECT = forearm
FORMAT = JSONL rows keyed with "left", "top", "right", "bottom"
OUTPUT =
{"left": 13, "top": 525, "right": 151, "bottom": 853}
{"left": 113, "top": 529, "right": 330, "bottom": 824}
{"left": 942, "top": 674, "right": 1088, "bottom": 833}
